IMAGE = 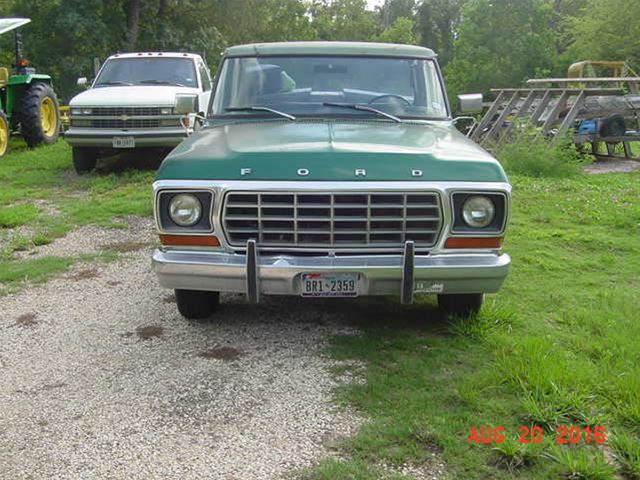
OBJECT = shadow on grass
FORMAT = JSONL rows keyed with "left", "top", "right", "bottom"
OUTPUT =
{"left": 95, "top": 147, "right": 171, "bottom": 174}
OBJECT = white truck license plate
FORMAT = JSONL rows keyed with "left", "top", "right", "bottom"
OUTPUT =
{"left": 112, "top": 136, "right": 135, "bottom": 148}
{"left": 301, "top": 273, "right": 359, "bottom": 297}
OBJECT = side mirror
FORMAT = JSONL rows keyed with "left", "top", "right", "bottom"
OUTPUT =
{"left": 458, "top": 93, "right": 483, "bottom": 114}
{"left": 175, "top": 94, "right": 198, "bottom": 114}
{"left": 76, "top": 77, "right": 88, "bottom": 88}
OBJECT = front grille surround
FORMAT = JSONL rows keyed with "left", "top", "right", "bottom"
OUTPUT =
{"left": 92, "top": 107, "right": 163, "bottom": 116}
{"left": 222, "top": 191, "right": 443, "bottom": 250}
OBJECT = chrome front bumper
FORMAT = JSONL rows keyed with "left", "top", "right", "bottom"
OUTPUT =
{"left": 152, "top": 241, "right": 511, "bottom": 303}
{"left": 64, "top": 127, "right": 188, "bottom": 147}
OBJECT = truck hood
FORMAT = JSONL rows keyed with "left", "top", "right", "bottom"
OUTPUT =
{"left": 157, "top": 120, "right": 508, "bottom": 182}
{"left": 70, "top": 85, "right": 200, "bottom": 107}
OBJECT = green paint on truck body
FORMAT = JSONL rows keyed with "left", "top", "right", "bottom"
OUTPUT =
{"left": 156, "top": 120, "right": 508, "bottom": 183}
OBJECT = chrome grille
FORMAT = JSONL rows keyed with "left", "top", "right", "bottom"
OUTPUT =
{"left": 89, "top": 118, "right": 162, "bottom": 128}
{"left": 223, "top": 192, "right": 442, "bottom": 249}
{"left": 92, "top": 107, "right": 162, "bottom": 116}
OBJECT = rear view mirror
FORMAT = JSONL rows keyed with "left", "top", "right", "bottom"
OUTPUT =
{"left": 76, "top": 77, "right": 88, "bottom": 88}
{"left": 458, "top": 93, "right": 483, "bottom": 114}
{"left": 175, "top": 94, "right": 198, "bottom": 114}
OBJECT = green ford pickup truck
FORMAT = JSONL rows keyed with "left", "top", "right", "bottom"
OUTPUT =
{"left": 151, "top": 41, "right": 511, "bottom": 320}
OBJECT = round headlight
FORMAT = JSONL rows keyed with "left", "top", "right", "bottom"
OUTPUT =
{"left": 169, "top": 194, "right": 202, "bottom": 227}
{"left": 462, "top": 196, "right": 495, "bottom": 228}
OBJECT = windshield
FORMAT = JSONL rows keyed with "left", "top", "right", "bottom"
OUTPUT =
{"left": 95, "top": 58, "right": 198, "bottom": 88}
{"left": 211, "top": 55, "right": 448, "bottom": 120}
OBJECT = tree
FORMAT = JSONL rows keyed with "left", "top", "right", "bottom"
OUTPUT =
{"left": 443, "top": 0, "right": 556, "bottom": 100}
{"left": 376, "top": 17, "right": 417, "bottom": 44}
{"left": 308, "top": 0, "right": 380, "bottom": 41}
{"left": 564, "top": 0, "right": 640, "bottom": 70}
{"left": 416, "top": 0, "right": 466, "bottom": 67}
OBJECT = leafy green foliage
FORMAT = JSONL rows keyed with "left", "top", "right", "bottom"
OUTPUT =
{"left": 444, "top": 0, "right": 556, "bottom": 100}
{"left": 495, "top": 130, "right": 589, "bottom": 177}
{"left": 376, "top": 17, "right": 417, "bottom": 44}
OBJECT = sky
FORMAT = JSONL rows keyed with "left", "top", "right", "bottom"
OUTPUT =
{"left": 366, "top": 0, "right": 385, "bottom": 10}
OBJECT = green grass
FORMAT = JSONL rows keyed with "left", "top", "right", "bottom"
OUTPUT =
{"left": 311, "top": 171, "right": 640, "bottom": 479}
{"left": 0, "top": 140, "right": 156, "bottom": 291}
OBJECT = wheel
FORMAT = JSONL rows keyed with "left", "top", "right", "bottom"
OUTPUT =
{"left": 598, "top": 114, "right": 625, "bottom": 138}
{"left": 72, "top": 147, "right": 98, "bottom": 174}
{"left": 0, "top": 111, "right": 8, "bottom": 157}
{"left": 438, "top": 293, "right": 484, "bottom": 318}
{"left": 175, "top": 289, "right": 220, "bottom": 320}
{"left": 20, "top": 82, "right": 61, "bottom": 147}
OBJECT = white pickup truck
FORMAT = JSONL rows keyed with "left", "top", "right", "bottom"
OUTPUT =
{"left": 65, "top": 52, "right": 212, "bottom": 174}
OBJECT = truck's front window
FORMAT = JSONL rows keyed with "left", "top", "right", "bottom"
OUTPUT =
{"left": 211, "top": 55, "right": 448, "bottom": 120}
{"left": 95, "top": 58, "right": 198, "bottom": 88}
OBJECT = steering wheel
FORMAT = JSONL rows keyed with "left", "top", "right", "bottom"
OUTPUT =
{"left": 368, "top": 94, "right": 412, "bottom": 107}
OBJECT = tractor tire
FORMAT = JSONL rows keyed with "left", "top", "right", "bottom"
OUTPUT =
{"left": 0, "top": 111, "right": 9, "bottom": 157}
{"left": 20, "top": 82, "right": 61, "bottom": 147}
{"left": 72, "top": 147, "right": 98, "bottom": 174}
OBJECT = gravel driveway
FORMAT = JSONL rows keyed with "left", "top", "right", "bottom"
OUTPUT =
{"left": 0, "top": 223, "right": 368, "bottom": 479}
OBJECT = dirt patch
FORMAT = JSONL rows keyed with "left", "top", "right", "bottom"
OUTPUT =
{"left": 135, "top": 325, "right": 165, "bottom": 340}
{"left": 70, "top": 268, "right": 100, "bottom": 281}
{"left": 15, "top": 313, "right": 37, "bottom": 327}
{"left": 101, "top": 241, "right": 150, "bottom": 253}
{"left": 107, "top": 280, "right": 122, "bottom": 286}
{"left": 584, "top": 159, "right": 640, "bottom": 174}
{"left": 198, "top": 346, "right": 241, "bottom": 361}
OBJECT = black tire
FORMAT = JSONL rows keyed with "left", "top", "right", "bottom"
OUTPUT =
{"left": 72, "top": 147, "right": 98, "bottom": 174}
{"left": 175, "top": 289, "right": 220, "bottom": 320}
{"left": 0, "top": 110, "right": 9, "bottom": 157}
{"left": 20, "top": 82, "right": 61, "bottom": 147}
{"left": 438, "top": 293, "right": 484, "bottom": 318}
{"left": 598, "top": 114, "right": 625, "bottom": 138}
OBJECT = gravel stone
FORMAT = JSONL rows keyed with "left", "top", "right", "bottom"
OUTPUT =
{"left": 0, "top": 222, "right": 446, "bottom": 479}
{"left": 0, "top": 242, "right": 370, "bottom": 479}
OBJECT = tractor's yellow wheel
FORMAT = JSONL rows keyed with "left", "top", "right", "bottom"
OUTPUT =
{"left": 40, "top": 97, "right": 57, "bottom": 137}
{"left": 21, "top": 82, "right": 60, "bottom": 147}
{"left": 0, "top": 112, "right": 8, "bottom": 157}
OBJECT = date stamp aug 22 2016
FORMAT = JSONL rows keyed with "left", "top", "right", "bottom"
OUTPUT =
{"left": 467, "top": 425, "right": 606, "bottom": 445}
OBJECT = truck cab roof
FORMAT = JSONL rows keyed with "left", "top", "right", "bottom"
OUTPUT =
{"left": 224, "top": 41, "right": 436, "bottom": 59}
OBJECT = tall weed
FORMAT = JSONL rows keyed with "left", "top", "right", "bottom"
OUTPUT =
{"left": 495, "top": 130, "right": 590, "bottom": 177}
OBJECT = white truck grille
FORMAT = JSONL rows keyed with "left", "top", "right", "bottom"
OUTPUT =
{"left": 222, "top": 191, "right": 442, "bottom": 249}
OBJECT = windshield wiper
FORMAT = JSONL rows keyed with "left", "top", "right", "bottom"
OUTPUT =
{"left": 95, "top": 81, "right": 134, "bottom": 87}
{"left": 226, "top": 106, "right": 296, "bottom": 121}
{"left": 322, "top": 102, "right": 402, "bottom": 123}
{"left": 139, "top": 79, "right": 187, "bottom": 87}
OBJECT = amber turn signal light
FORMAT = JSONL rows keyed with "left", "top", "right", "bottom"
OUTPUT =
{"left": 445, "top": 236, "right": 503, "bottom": 249}
{"left": 159, "top": 234, "right": 220, "bottom": 247}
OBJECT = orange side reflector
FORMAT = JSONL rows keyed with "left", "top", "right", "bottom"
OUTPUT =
{"left": 159, "top": 234, "right": 220, "bottom": 247}
{"left": 445, "top": 236, "right": 503, "bottom": 249}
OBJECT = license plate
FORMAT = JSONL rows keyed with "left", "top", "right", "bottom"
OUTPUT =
{"left": 301, "top": 272, "right": 360, "bottom": 297}
{"left": 112, "top": 136, "right": 135, "bottom": 148}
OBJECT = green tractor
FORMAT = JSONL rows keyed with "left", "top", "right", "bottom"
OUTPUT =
{"left": 0, "top": 18, "right": 61, "bottom": 156}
